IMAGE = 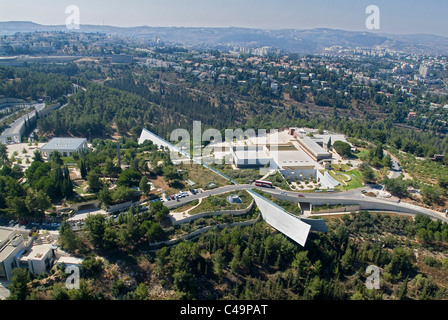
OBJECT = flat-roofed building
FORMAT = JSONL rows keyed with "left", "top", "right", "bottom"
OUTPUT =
{"left": 18, "top": 244, "right": 55, "bottom": 275}
{"left": 231, "top": 145, "right": 273, "bottom": 168}
{"left": 296, "top": 136, "right": 331, "bottom": 162}
{"left": 0, "top": 228, "right": 27, "bottom": 281}
{"left": 40, "top": 137, "right": 88, "bottom": 158}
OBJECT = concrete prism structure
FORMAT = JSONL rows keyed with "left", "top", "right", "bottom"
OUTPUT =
{"left": 248, "top": 190, "right": 312, "bottom": 246}
{"left": 138, "top": 128, "right": 190, "bottom": 159}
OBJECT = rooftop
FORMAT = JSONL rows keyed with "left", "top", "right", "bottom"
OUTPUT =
{"left": 0, "top": 228, "right": 14, "bottom": 244}
{"left": 299, "top": 136, "right": 331, "bottom": 157}
{"left": 20, "top": 244, "right": 53, "bottom": 261}
{"left": 41, "top": 137, "right": 87, "bottom": 151}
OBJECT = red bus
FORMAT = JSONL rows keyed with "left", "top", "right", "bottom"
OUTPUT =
{"left": 254, "top": 180, "right": 273, "bottom": 188}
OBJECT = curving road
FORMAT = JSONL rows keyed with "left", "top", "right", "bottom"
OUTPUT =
{"left": 163, "top": 183, "right": 448, "bottom": 223}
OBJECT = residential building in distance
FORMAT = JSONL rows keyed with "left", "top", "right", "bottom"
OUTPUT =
{"left": 40, "top": 137, "right": 88, "bottom": 159}
{"left": 419, "top": 64, "right": 431, "bottom": 78}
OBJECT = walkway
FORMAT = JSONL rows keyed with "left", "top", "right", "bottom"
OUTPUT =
{"left": 170, "top": 198, "right": 202, "bottom": 222}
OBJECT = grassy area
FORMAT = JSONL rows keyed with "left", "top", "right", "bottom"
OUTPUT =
{"left": 211, "top": 164, "right": 263, "bottom": 184}
{"left": 312, "top": 203, "right": 353, "bottom": 212}
{"left": 268, "top": 171, "right": 291, "bottom": 189}
{"left": 329, "top": 171, "right": 350, "bottom": 184}
{"left": 333, "top": 169, "right": 364, "bottom": 191}
{"left": 188, "top": 190, "right": 252, "bottom": 215}
{"left": 352, "top": 148, "right": 370, "bottom": 161}
{"left": 331, "top": 163, "right": 355, "bottom": 171}
{"left": 181, "top": 162, "right": 230, "bottom": 188}
{"left": 171, "top": 199, "right": 200, "bottom": 213}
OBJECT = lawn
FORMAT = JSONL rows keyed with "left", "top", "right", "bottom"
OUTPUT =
{"left": 333, "top": 169, "right": 364, "bottom": 191}
{"left": 188, "top": 190, "right": 253, "bottom": 215}
{"left": 352, "top": 148, "right": 370, "bottom": 161}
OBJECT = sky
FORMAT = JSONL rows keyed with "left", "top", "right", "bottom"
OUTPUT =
{"left": 1, "top": 0, "right": 447, "bottom": 37}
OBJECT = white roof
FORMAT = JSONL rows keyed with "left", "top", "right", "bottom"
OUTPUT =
{"left": 41, "top": 137, "right": 87, "bottom": 151}
{"left": 56, "top": 256, "right": 84, "bottom": 265}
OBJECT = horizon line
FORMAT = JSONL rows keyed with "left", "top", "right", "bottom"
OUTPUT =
{"left": 1, "top": 20, "right": 447, "bottom": 39}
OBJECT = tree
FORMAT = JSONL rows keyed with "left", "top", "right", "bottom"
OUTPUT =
{"left": 333, "top": 141, "right": 352, "bottom": 158}
{"left": 229, "top": 245, "right": 241, "bottom": 273}
{"left": 111, "top": 186, "right": 138, "bottom": 204}
{"left": 385, "top": 247, "right": 413, "bottom": 278}
{"left": 103, "top": 227, "right": 118, "bottom": 249}
{"left": 139, "top": 176, "right": 150, "bottom": 195}
{"left": 212, "top": 249, "right": 226, "bottom": 278}
{"left": 25, "top": 189, "right": 52, "bottom": 215}
{"left": 154, "top": 205, "right": 170, "bottom": 222}
{"left": 67, "top": 279, "right": 91, "bottom": 300}
{"left": 8, "top": 196, "right": 29, "bottom": 217}
{"left": 134, "top": 283, "right": 149, "bottom": 300}
{"left": 50, "top": 150, "right": 63, "bottom": 166}
{"left": 173, "top": 270, "right": 196, "bottom": 299}
{"left": 118, "top": 211, "right": 142, "bottom": 246}
{"left": 84, "top": 214, "right": 106, "bottom": 248}
{"left": 32, "top": 150, "right": 43, "bottom": 162}
{"left": 359, "top": 163, "right": 376, "bottom": 183}
{"left": 59, "top": 220, "right": 80, "bottom": 252}
{"left": 382, "top": 177, "right": 407, "bottom": 196}
{"left": 98, "top": 186, "right": 113, "bottom": 206}
{"left": 0, "top": 143, "right": 10, "bottom": 165}
{"left": 397, "top": 278, "right": 408, "bottom": 300}
{"left": 7, "top": 268, "right": 31, "bottom": 300}
{"left": 381, "top": 154, "right": 392, "bottom": 168}
{"left": 437, "top": 175, "right": 448, "bottom": 190}
{"left": 50, "top": 284, "right": 69, "bottom": 300}
{"left": 327, "top": 137, "right": 332, "bottom": 150}
{"left": 163, "top": 166, "right": 180, "bottom": 182}
{"left": 87, "top": 170, "right": 101, "bottom": 193}
{"left": 117, "top": 168, "right": 142, "bottom": 188}
{"left": 80, "top": 159, "right": 88, "bottom": 180}
{"left": 292, "top": 251, "right": 311, "bottom": 278}
{"left": 145, "top": 222, "right": 165, "bottom": 243}
{"left": 421, "top": 185, "right": 443, "bottom": 205}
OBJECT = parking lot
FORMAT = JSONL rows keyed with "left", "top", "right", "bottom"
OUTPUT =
{"left": 161, "top": 188, "right": 201, "bottom": 203}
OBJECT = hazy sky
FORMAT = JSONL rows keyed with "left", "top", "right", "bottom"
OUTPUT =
{"left": 1, "top": 0, "right": 447, "bottom": 36}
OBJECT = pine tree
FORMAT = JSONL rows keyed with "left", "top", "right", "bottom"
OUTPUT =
{"left": 80, "top": 159, "right": 87, "bottom": 179}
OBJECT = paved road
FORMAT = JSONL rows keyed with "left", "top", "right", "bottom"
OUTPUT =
{"left": 163, "top": 183, "right": 448, "bottom": 223}
{"left": 384, "top": 150, "right": 403, "bottom": 179}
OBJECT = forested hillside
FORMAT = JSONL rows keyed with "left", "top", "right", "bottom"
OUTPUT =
{"left": 37, "top": 84, "right": 186, "bottom": 140}
{"left": 0, "top": 66, "right": 72, "bottom": 101}
{"left": 17, "top": 211, "right": 448, "bottom": 300}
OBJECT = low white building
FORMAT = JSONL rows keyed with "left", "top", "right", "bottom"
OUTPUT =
{"left": 18, "top": 243, "right": 55, "bottom": 275}
{"left": 0, "top": 228, "right": 28, "bottom": 281}
{"left": 40, "top": 137, "right": 88, "bottom": 158}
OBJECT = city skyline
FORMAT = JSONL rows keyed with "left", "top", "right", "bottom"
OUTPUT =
{"left": 0, "top": 0, "right": 447, "bottom": 37}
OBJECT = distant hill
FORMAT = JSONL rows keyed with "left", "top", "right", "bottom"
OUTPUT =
{"left": 1, "top": 21, "right": 447, "bottom": 55}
